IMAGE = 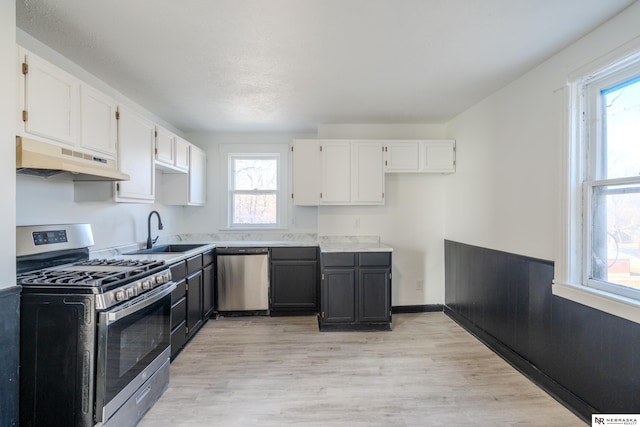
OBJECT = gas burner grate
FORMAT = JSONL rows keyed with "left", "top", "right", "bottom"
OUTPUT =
{"left": 76, "top": 259, "right": 158, "bottom": 268}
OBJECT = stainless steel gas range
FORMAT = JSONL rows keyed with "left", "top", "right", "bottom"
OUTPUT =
{"left": 17, "top": 224, "right": 176, "bottom": 427}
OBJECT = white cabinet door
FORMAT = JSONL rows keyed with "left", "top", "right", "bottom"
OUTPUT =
{"left": 319, "top": 141, "right": 384, "bottom": 205}
{"left": 321, "top": 141, "right": 351, "bottom": 204}
{"left": 188, "top": 145, "right": 207, "bottom": 206}
{"left": 20, "top": 51, "right": 78, "bottom": 146}
{"left": 384, "top": 140, "right": 456, "bottom": 173}
{"left": 155, "top": 126, "right": 175, "bottom": 166}
{"left": 352, "top": 142, "right": 384, "bottom": 204}
{"left": 384, "top": 142, "right": 420, "bottom": 172}
{"left": 175, "top": 137, "right": 190, "bottom": 172}
{"left": 155, "top": 127, "right": 190, "bottom": 173}
{"left": 79, "top": 84, "right": 117, "bottom": 158}
{"left": 292, "top": 139, "right": 320, "bottom": 205}
{"left": 421, "top": 140, "right": 456, "bottom": 172}
{"left": 116, "top": 106, "right": 155, "bottom": 202}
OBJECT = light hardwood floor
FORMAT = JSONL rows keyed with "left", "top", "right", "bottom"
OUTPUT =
{"left": 138, "top": 313, "right": 584, "bottom": 427}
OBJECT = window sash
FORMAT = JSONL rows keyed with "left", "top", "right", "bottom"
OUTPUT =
{"left": 583, "top": 177, "right": 640, "bottom": 300}
{"left": 228, "top": 154, "right": 281, "bottom": 228}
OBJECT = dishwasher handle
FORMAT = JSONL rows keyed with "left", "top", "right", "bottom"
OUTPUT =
{"left": 215, "top": 247, "right": 269, "bottom": 255}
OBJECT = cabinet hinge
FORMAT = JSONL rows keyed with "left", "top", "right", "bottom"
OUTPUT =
{"left": 320, "top": 146, "right": 323, "bottom": 152}
{"left": 385, "top": 160, "right": 388, "bottom": 166}
{"left": 22, "top": 110, "right": 28, "bottom": 122}
{"left": 382, "top": 192, "right": 385, "bottom": 199}
{"left": 384, "top": 146, "right": 388, "bottom": 152}
{"left": 154, "top": 129, "right": 158, "bottom": 138}
{"left": 22, "top": 62, "right": 28, "bottom": 75}
{"left": 115, "top": 111, "right": 120, "bottom": 120}
{"left": 186, "top": 327, "right": 189, "bottom": 334}
{"left": 291, "top": 193, "right": 294, "bottom": 199}
{"left": 321, "top": 273, "right": 325, "bottom": 280}
{"left": 381, "top": 146, "right": 384, "bottom": 152}
{"left": 322, "top": 311, "right": 325, "bottom": 318}
{"left": 116, "top": 182, "right": 120, "bottom": 192}
{"left": 185, "top": 283, "right": 189, "bottom": 291}
{"left": 389, "top": 272, "right": 392, "bottom": 280}
{"left": 320, "top": 192, "right": 323, "bottom": 199}
{"left": 291, "top": 146, "right": 294, "bottom": 152}
{"left": 155, "top": 147, "right": 158, "bottom": 155}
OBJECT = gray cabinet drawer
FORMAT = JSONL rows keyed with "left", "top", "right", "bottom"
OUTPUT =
{"left": 358, "top": 252, "right": 391, "bottom": 267}
{"left": 322, "top": 252, "right": 356, "bottom": 267}
{"left": 271, "top": 247, "right": 318, "bottom": 260}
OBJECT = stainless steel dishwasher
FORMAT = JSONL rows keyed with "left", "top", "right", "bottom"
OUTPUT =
{"left": 216, "top": 247, "right": 269, "bottom": 313}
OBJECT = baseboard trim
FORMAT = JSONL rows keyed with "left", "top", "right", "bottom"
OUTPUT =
{"left": 392, "top": 304, "right": 443, "bottom": 314}
{"left": 443, "top": 306, "right": 594, "bottom": 424}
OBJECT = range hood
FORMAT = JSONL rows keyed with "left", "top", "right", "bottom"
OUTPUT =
{"left": 16, "top": 136, "right": 130, "bottom": 181}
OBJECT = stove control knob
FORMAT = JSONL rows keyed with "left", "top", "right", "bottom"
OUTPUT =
{"left": 142, "top": 280, "right": 152, "bottom": 290}
{"left": 156, "top": 274, "right": 165, "bottom": 285}
{"left": 115, "top": 290, "right": 126, "bottom": 301}
{"left": 126, "top": 287, "right": 136, "bottom": 299}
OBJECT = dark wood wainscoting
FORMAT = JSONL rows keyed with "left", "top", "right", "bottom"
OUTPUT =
{"left": 0, "top": 286, "right": 20, "bottom": 426}
{"left": 444, "top": 240, "right": 640, "bottom": 422}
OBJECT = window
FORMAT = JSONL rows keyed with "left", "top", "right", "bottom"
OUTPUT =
{"left": 228, "top": 154, "right": 281, "bottom": 228}
{"left": 585, "top": 72, "right": 640, "bottom": 299}
{"left": 554, "top": 47, "right": 640, "bottom": 323}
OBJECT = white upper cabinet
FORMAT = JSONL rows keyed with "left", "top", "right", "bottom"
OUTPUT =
{"left": 188, "top": 145, "right": 206, "bottom": 206}
{"left": 351, "top": 142, "right": 385, "bottom": 204}
{"left": 422, "top": 140, "right": 456, "bottom": 173}
{"left": 321, "top": 141, "right": 352, "bottom": 204}
{"left": 174, "top": 137, "right": 190, "bottom": 171}
{"left": 384, "top": 140, "right": 455, "bottom": 173}
{"left": 19, "top": 48, "right": 79, "bottom": 147}
{"left": 79, "top": 84, "right": 117, "bottom": 158}
{"left": 292, "top": 139, "right": 320, "bottom": 205}
{"left": 384, "top": 141, "right": 420, "bottom": 172}
{"left": 155, "top": 126, "right": 189, "bottom": 173}
{"left": 115, "top": 106, "right": 155, "bottom": 202}
{"left": 155, "top": 126, "right": 175, "bottom": 166}
{"left": 292, "top": 140, "right": 385, "bottom": 206}
{"left": 318, "top": 140, "right": 384, "bottom": 205}
{"left": 162, "top": 144, "right": 206, "bottom": 206}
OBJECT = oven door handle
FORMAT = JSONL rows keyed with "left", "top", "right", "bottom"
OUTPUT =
{"left": 106, "top": 282, "right": 176, "bottom": 324}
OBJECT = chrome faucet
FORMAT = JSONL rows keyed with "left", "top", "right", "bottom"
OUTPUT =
{"left": 146, "top": 210, "right": 164, "bottom": 249}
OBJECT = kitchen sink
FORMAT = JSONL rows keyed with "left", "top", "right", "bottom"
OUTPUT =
{"left": 124, "top": 244, "right": 207, "bottom": 255}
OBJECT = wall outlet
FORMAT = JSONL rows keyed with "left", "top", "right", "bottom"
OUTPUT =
{"left": 416, "top": 279, "right": 424, "bottom": 290}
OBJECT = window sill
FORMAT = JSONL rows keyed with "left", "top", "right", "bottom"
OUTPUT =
{"left": 552, "top": 281, "right": 640, "bottom": 324}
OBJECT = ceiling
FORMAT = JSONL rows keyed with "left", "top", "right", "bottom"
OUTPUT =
{"left": 16, "top": 0, "right": 637, "bottom": 133}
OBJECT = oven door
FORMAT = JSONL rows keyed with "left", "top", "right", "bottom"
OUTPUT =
{"left": 95, "top": 281, "right": 176, "bottom": 424}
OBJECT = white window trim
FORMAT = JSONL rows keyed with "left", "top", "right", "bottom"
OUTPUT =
{"left": 553, "top": 39, "right": 640, "bottom": 324}
{"left": 218, "top": 143, "right": 290, "bottom": 231}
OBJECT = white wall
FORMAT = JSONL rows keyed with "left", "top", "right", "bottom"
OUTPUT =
{"left": 444, "top": 2, "right": 640, "bottom": 262}
{"left": 1, "top": 0, "right": 16, "bottom": 288}
{"left": 317, "top": 124, "right": 449, "bottom": 306}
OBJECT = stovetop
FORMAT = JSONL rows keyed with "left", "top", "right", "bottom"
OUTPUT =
{"left": 17, "top": 258, "right": 165, "bottom": 288}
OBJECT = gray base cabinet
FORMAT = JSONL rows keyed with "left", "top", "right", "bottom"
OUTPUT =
{"left": 270, "top": 247, "right": 319, "bottom": 315}
{"left": 170, "top": 249, "right": 214, "bottom": 360}
{"left": 319, "top": 252, "right": 392, "bottom": 330}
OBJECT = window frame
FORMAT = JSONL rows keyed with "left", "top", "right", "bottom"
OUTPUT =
{"left": 228, "top": 153, "right": 281, "bottom": 228}
{"left": 218, "top": 143, "right": 290, "bottom": 231}
{"left": 553, "top": 45, "right": 640, "bottom": 324}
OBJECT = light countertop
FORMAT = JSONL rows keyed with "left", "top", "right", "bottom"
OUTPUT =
{"left": 319, "top": 242, "right": 393, "bottom": 253}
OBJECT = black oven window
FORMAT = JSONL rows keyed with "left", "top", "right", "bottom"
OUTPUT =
{"left": 118, "top": 304, "right": 166, "bottom": 377}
